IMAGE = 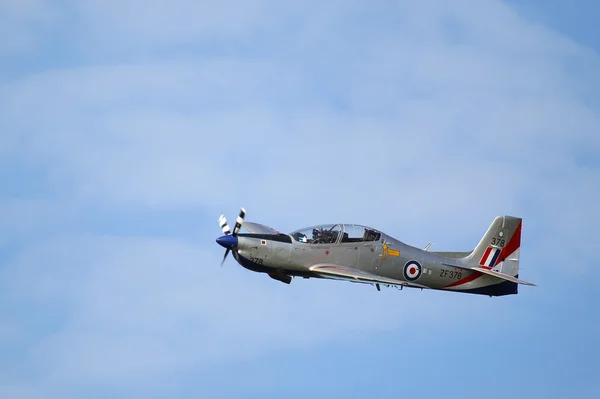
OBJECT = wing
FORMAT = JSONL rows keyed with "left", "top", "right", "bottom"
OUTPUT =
{"left": 310, "top": 264, "right": 430, "bottom": 289}
{"left": 242, "top": 221, "right": 281, "bottom": 235}
{"left": 442, "top": 262, "right": 536, "bottom": 286}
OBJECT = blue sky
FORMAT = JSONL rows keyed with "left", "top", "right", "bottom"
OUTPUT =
{"left": 1, "top": 1, "right": 599, "bottom": 398}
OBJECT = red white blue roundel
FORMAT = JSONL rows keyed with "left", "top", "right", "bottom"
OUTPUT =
{"left": 404, "top": 260, "right": 422, "bottom": 281}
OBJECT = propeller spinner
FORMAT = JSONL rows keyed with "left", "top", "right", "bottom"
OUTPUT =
{"left": 216, "top": 207, "right": 246, "bottom": 266}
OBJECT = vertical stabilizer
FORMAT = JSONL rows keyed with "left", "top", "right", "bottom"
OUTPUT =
{"left": 466, "top": 215, "right": 522, "bottom": 277}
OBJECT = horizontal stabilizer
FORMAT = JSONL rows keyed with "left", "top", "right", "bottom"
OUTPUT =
{"left": 442, "top": 262, "right": 535, "bottom": 286}
{"left": 470, "top": 267, "right": 536, "bottom": 286}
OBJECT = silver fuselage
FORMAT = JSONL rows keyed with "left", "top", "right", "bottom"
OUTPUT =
{"left": 235, "top": 229, "right": 502, "bottom": 294}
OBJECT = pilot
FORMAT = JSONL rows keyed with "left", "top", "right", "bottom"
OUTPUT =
{"left": 312, "top": 227, "right": 334, "bottom": 243}
{"left": 312, "top": 228, "right": 322, "bottom": 241}
{"left": 313, "top": 228, "right": 338, "bottom": 244}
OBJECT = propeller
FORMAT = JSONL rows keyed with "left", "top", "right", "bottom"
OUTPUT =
{"left": 232, "top": 207, "right": 246, "bottom": 236}
{"left": 219, "top": 215, "right": 231, "bottom": 235}
{"left": 217, "top": 207, "right": 246, "bottom": 266}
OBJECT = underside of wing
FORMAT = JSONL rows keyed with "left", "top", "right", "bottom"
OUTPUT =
{"left": 442, "top": 262, "right": 536, "bottom": 286}
{"left": 310, "top": 264, "right": 429, "bottom": 289}
{"left": 242, "top": 221, "right": 281, "bottom": 235}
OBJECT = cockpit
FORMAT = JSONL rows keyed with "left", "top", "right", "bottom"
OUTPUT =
{"left": 289, "top": 224, "right": 382, "bottom": 244}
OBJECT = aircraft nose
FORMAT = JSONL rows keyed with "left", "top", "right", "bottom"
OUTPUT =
{"left": 216, "top": 235, "right": 238, "bottom": 250}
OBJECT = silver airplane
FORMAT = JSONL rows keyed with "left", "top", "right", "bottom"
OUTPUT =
{"left": 216, "top": 208, "right": 535, "bottom": 296}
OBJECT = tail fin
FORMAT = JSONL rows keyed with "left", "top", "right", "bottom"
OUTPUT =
{"left": 466, "top": 215, "right": 521, "bottom": 277}
{"left": 436, "top": 216, "right": 528, "bottom": 296}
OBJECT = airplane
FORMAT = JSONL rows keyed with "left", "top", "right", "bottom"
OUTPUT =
{"left": 215, "top": 208, "right": 535, "bottom": 297}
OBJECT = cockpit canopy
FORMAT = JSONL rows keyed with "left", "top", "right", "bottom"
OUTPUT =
{"left": 289, "top": 224, "right": 382, "bottom": 244}
{"left": 290, "top": 224, "right": 341, "bottom": 244}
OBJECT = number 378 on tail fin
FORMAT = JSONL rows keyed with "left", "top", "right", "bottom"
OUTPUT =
{"left": 216, "top": 209, "right": 535, "bottom": 297}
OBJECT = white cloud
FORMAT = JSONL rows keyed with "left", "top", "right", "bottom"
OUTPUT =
{"left": 0, "top": 2, "right": 597, "bottom": 274}
{"left": 1, "top": 0, "right": 600, "bottom": 395}
{"left": 0, "top": 0, "right": 62, "bottom": 55}
{"left": 75, "top": 0, "right": 285, "bottom": 42}
{"left": 4, "top": 51, "right": 598, "bottom": 249}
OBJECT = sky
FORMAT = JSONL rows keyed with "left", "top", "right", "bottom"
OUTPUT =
{"left": 1, "top": 0, "right": 599, "bottom": 398}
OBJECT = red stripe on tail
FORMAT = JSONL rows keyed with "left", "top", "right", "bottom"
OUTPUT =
{"left": 479, "top": 247, "right": 492, "bottom": 266}
{"left": 495, "top": 220, "right": 521, "bottom": 266}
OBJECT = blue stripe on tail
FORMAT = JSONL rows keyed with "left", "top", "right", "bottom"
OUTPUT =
{"left": 490, "top": 249, "right": 501, "bottom": 266}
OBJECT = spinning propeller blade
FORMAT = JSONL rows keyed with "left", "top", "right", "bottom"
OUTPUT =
{"left": 220, "top": 249, "right": 230, "bottom": 267}
{"left": 232, "top": 208, "right": 246, "bottom": 236}
{"left": 219, "top": 215, "right": 231, "bottom": 235}
{"left": 217, "top": 207, "right": 246, "bottom": 266}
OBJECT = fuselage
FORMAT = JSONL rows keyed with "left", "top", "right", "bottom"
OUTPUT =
{"left": 229, "top": 222, "right": 516, "bottom": 296}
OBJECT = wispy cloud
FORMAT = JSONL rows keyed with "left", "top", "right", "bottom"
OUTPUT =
{"left": 0, "top": 0, "right": 61, "bottom": 56}
{"left": 1, "top": 0, "right": 599, "bottom": 397}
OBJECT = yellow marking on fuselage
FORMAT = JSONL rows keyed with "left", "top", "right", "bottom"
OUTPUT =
{"left": 382, "top": 244, "right": 400, "bottom": 260}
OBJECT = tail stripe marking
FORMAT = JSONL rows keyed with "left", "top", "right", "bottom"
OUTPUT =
{"left": 481, "top": 247, "right": 492, "bottom": 264}
{"left": 480, "top": 247, "right": 501, "bottom": 267}
{"left": 443, "top": 272, "right": 482, "bottom": 288}
{"left": 490, "top": 249, "right": 501, "bottom": 266}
